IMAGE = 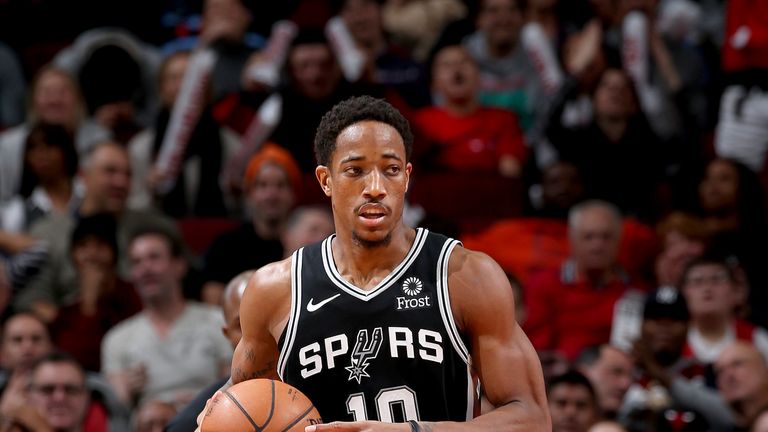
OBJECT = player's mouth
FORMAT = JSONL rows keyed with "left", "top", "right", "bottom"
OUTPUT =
{"left": 358, "top": 203, "right": 388, "bottom": 227}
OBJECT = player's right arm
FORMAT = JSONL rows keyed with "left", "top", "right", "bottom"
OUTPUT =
{"left": 195, "top": 258, "right": 293, "bottom": 431}
{"left": 230, "top": 258, "right": 293, "bottom": 384}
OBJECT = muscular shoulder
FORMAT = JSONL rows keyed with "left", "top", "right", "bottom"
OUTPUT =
{"left": 447, "top": 246, "right": 509, "bottom": 292}
{"left": 240, "top": 257, "right": 293, "bottom": 334}
{"left": 447, "top": 246, "right": 516, "bottom": 331}
{"left": 246, "top": 257, "right": 292, "bottom": 298}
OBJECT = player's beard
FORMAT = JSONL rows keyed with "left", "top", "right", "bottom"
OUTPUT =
{"left": 352, "top": 230, "right": 392, "bottom": 249}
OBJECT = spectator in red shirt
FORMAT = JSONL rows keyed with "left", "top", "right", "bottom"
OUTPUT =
{"left": 413, "top": 44, "right": 526, "bottom": 177}
{"left": 524, "top": 199, "right": 646, "bottom": 360}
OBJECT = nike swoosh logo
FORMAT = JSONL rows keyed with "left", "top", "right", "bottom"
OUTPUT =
{"left": 306, "top": 294, "right": 341, "bottom": 312}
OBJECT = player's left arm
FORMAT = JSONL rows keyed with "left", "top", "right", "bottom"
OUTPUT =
{"left": 442, "top": 247, "right": 550, "bottom": 431}
{"left": 306, "top": 248, "right": 550, "bottom": 432}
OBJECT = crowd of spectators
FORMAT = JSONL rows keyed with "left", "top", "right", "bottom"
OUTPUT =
{"left": 0, "top": 0, "right": 767, "bottom": 430}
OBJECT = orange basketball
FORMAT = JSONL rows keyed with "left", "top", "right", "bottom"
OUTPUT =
{"left": 201, "top": 379, "right": 323, "bottom": 432}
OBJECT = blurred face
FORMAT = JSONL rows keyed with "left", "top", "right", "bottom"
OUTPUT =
{"left": 136, "top": 401, "right": 177, "bottom": 432}
{"left": 682, "top": 264, "right": 736, "bottom": 319}
{"left": 81, "top": 144, "right": 131, "bottom": 214}
{"left": 589, "top": 421, "right": 627, "bottom": 432}
{"left": 642, "top": 318, "right": 688, "bottom": 360}
{"left": 582, "top": 347, "right": 634, "bottom": 415}
{"left": 341, "top": 0, "right": 383, "bottom": 47}
{"left": 542, "top": 162, "right": 585, "bottom": 212}
{"left": 33, "top": 70, "right": 80, "bottom": 126}
{"left": 593, "top": 69, "right": 635, "bottom": 120}
{"left": 1, "top": 315, "right": 52, "bottom": 371}
{"left": 202, "top": 0, "right": 251, "bottom": 41}
{"left": 431, "top": 46, "right": 480, "bottom": 103}
{"left": 715, "top": 343, "right": 768, "bottom": 405}
{"left": 316, "top": 121, "right": 411, "bottom": 248}
{"left": 159, "top": 53, "right": 190, "bottom": 107}
{"left": 26, "top": 141, "right": 67, "bottom": 181}
{"left": 289, "top": 43, "right": 341, "bottom": 100}
{"left": 129, "top": 234, "right": 184, "bottom": 303}
{"left": 569, "top": 207, "right": 621, "bottom": 272}
{"left": 477, "top": 0, "right": 523, "bottom": 51}
{"left": 248, "top": 163, "right": 295, "bottom": 224}
{"left": 72, "top": 236, "right": 116, "bottom": 271}
{"left": 549, "top": 384, "right": 599, "bottom": 432}
{"left": 29, "top": 362, "right": 89, "bottom": 431}
{"left": 699, "top": 160, "right": 739, "bottom": 214}
{"left": 282, "top": 209, "right": 335, "bottom": 256}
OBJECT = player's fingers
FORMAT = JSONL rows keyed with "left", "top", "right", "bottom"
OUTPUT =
{"left": 197, "top": 391, "right": 222, "bottom": 430}
{"left": 306, "top": 421, "right": 361, "bottom": 431}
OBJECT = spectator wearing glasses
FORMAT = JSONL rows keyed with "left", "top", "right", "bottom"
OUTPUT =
{"left": 680, "top": 255, "right": 768, "bottom": 365}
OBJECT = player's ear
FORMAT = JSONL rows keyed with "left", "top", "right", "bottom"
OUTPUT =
{"left": 316, "top": 165, "right": 332, "bottom": 197}
{"left": 405, "top": 162, "right": 412, "bottom": 193}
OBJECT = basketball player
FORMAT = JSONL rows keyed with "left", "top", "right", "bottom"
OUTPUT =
{"left": 198, "top": 95, "right": 549, "bottom": 431}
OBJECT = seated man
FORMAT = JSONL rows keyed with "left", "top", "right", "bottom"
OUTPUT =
{"left": 413, "top": 43, "right": 526, "bottom": 177}
{"left": 715, "top": 341, "right": 768, "bottom": 429}
{"left": 621, "top": 287, "right": 731, "bottom": 431}
{"left": 102, "top": 226, "right": 231, "bottom": 408}
{"left": 548, "top": 370, "right": 600, "bottom": 432}
{"left": 3, "top": 351, "right": 129, "bottom": 432}
{"left": 576, "top": 345, "right": 634, "bottom": 420}
{"left": 680, "top": 256, "right": 768, "bottom": 364}
{"left": 525, "top": 200, "right": 648, "bottom": 360}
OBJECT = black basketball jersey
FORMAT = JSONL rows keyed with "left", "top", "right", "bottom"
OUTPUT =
{"left": 277, "top": 228, "right": 477, "bottom": 423}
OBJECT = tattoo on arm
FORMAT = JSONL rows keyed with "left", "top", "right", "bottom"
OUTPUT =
{"left": 245, "top": 348, "right": 255, "bottom": 362}
{"left": 233, "top": 361, "right": 277, "bottom": 382}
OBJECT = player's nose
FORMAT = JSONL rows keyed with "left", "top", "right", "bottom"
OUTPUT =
{"left": 363, "top": 169, "right": 386, "bottom": 199}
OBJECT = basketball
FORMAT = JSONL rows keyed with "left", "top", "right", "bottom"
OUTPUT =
{"left": 200, "top": 379, "right": 322, "bottom": 432}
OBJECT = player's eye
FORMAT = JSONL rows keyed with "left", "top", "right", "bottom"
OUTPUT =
{"left": 386, "top": 165, "right": 401, "bottom": 175}
{"left": 344, "top": 166, "right": 362, "bottom": 176}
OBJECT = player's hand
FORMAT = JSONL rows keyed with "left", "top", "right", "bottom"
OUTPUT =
{"left": 194, "top": 391, "right": 222, "bottom": 432}
{"left": 306, "top": 421, "right": 413, "bottom": 431}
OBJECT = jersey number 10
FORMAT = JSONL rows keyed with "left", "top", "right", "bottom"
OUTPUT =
{"left": 346, "top": 386, "right": 420, "bottom": 422}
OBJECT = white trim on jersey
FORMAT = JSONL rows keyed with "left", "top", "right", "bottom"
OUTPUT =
{"left": 278, "top": 248, "right": 303, "bottom": 379}
{"left": 320, "top": 228, "right": 429, "bottom": 301}
{"left": 436, "top": 239, "right": 471, "bottom": 365}
{"left": 464, "top": 365, "right": 475, "bottom": 421}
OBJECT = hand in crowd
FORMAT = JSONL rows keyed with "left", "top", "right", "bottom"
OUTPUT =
{"left": 78, "top": 261, "right": 110, "bottom": 316}
{"left": 0, "top": 370, "right": 51, "bottom": 432}
{"left": 564, "top": 20, "right": 603, "bottom": 78}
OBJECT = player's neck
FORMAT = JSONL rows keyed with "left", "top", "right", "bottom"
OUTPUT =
{"left": 332, "top": 226, "right": 416, "bottom": 291}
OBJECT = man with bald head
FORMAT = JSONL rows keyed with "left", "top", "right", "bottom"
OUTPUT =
{"left": 14, "top": 141, "right": 176, "bottom": 322}
{"left": 576, "top": 345, "right": 634, "bottom": 419}
{"left": 716, "top": 341, "right": 768, "bottom": 428}
{"left": 166, "top": 270, "right": 253, "bottom": 432}
{"left": 525, "top": 200, "right": 646, "bottom": 360}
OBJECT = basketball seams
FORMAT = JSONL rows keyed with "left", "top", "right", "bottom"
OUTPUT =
{"left": 223, "top": 390, "right": 262, "bottom": 431}
{"left": 262, "top": 379, "right": 276, "bottom": 429}
{"left": 209, "top": 380, "right": 320, "bottom": 432}
{"left": 279, "top": 404, "right": 317, "bottom": 432}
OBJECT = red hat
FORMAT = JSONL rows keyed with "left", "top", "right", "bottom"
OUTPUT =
{"left": 243, "top": 143, "right": 303, "bottom": 197}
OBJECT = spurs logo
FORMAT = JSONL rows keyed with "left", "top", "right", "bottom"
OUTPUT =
{"left": 345, "top": 327, "right": 383, "bottom": 383}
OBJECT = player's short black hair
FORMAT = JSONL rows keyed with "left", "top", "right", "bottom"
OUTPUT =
{"left": 314, "top": 96, "right": 413, "bottom": 166}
